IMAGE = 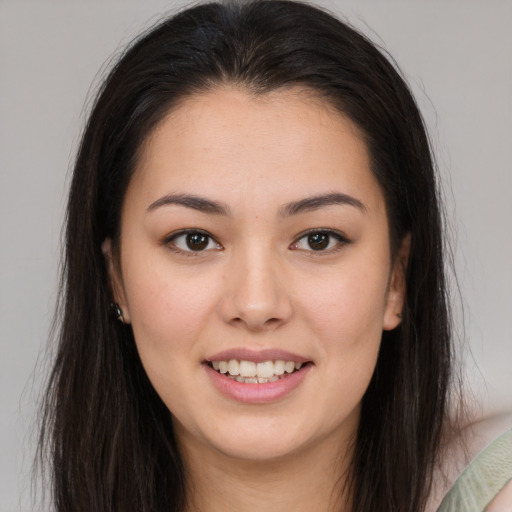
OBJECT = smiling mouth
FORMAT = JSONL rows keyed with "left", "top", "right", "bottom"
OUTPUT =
{"left": 206, "top": 359, "right": 310, "bottom": 384}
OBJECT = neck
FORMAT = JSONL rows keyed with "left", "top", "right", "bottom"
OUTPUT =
{"left": 178, "top": 428, "right": 355, "bottom": 512}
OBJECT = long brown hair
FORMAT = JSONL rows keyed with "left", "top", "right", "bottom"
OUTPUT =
{"left": 38, "top": 1, "right": 455, "bottom": 510}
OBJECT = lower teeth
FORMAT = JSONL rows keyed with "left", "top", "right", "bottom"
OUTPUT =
{"left": 222, "top": 372, "right": 293, "bottom": 384}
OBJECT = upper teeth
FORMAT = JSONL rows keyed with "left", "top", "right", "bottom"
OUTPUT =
{"left": 211, "top": 359, "right": 303, "bottom": 378}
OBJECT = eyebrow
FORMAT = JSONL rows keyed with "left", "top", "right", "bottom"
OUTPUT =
{"left": 279, "top": 192, "right": 366, "bottom": 217}
{"left": 146, "top": 194, "right": 231, "bottom": 215}
{"left": 146, "top": 192, "right": 365, "bottom": 217}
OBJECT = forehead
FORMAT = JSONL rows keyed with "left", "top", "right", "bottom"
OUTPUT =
{"left": 129, "top": 85, "right": 383, "bottom": 213}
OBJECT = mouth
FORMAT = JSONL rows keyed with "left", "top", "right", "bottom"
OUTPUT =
{"left": 206, "top": 359, "right": 311, "bottom": 384}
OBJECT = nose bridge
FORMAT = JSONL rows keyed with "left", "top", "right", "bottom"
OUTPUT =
{"left": 221, "top": 238, "right": 291, "bottom": 330}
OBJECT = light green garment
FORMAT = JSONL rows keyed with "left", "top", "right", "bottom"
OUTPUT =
{"left": 437, "top": 428, "right": 512, "bottom": 512}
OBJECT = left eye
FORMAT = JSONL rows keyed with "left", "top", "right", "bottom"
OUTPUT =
{"left": 168, "top": 231, "right": 222, "bottom": 252}
{"left": 292, "top": 230, "right": 347, "bottom": 252}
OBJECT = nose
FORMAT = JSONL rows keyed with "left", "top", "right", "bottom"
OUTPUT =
{"left": 219, "top": 244, "right": 293, "bottom": 332}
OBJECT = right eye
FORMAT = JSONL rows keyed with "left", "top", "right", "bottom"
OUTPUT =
{"left": 166, "top": 230, "right": 223, "bottom": 253}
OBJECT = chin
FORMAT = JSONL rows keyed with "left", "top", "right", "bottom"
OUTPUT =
{"left": 212, "top": 435, "right": 306, "bottom": 463}
{"left": 196, "top": 413, "right": 326, "bottom": 463}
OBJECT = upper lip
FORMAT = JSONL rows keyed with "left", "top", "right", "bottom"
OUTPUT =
{"left": 205, "top": 348, "right": 311, "bottom": 363}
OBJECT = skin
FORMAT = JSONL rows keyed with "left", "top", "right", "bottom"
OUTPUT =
{"left": 105, "top": 86, "right": 409, "bottom": 511}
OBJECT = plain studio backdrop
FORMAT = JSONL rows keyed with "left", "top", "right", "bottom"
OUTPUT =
{"left": 1, "top": 1, "right": 511, "bottom": 510}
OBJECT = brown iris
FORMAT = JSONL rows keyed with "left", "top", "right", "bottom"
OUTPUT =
{"left": 308, "top": 232, "right": 329, "bottom": 250}
{"left": 186, "top": 233, "right": 209, "bottom": 250}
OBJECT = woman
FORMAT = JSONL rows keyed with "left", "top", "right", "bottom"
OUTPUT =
{"left": 37, "top": 1, "right": 512, "bottom": 511}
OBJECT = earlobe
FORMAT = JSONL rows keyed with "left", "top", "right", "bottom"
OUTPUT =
{"left": 383, "top": 233, "right": 411, "bottom": 331}
{"left": 101, "top": 238, "right": 131, "bottom": 324}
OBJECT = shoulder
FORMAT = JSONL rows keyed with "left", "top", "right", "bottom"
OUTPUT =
{"left": 485, "top": 478, "right": 512, "bottom": 511}
{"left": 426, "top": 410, "right": 512, "bottom": 512}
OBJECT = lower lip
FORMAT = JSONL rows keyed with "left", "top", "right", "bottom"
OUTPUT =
{"left": 204, "top": 363, "right": 312, "bottom": 404}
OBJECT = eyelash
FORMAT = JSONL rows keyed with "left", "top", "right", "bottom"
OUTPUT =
{"left": 163, "top": 228, "right": 350, "bottom": 256}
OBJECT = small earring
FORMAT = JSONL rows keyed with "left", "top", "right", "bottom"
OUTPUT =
{"left": 111, "top": 303, "right": 125, "bottom": 324}
{"left": 397, "top": 312, "right": 402, "bottom": 319}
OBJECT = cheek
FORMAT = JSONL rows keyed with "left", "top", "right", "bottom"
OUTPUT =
{"left": 121, "top": 263, "right": 222, "bottom": 418}
{"left": 302, "top": 264, "right": 389, "bottom": 342}
{"left": 122, "top": 258, "right": 218, "bottom": 364}
{"left": 296, "top": 267, "right": 387, "bottom": 424}
{"left": 297, "top": 258, "right": 390, "bottom": 394}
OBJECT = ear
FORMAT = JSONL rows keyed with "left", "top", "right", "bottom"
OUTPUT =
{"left": 102, "top": 238, "right": 131, "bottom": 324}
{"left": 383, "top": 233, "right": 411, "bottom": 331}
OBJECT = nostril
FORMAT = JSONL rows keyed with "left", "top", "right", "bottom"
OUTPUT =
{"left": 229, "top": 316, "right": 284, "bottom": 331}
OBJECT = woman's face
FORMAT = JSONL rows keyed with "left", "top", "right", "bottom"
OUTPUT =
{"left": 108, "top": 87, "right": 406, "bottom": 463}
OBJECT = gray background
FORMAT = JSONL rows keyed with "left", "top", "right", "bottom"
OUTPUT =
{"left": 1, "top": 1, "right": 511, "bottom": 510}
